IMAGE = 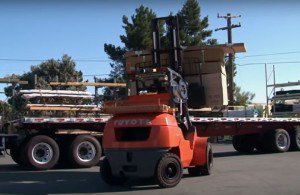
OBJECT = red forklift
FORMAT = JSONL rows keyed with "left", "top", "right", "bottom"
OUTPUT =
{"left": 100, "top": 16, "right": 212, "bottom": 188}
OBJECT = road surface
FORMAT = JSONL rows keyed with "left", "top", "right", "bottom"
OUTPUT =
{"left": 0, "top": 143, "right": 299, "bottom": 195}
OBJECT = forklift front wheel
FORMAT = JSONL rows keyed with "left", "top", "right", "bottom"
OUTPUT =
{"left": 188, "top": 143, "right": 213, "bottom": 176}
{"left": 155, "top": 153, "right": 183, "bottom": 188}
{"left": 100, "top": 157, "right": 127, "bottom": 186}
{"left": 199, "top": 143, "right": 213, "bottom": 175}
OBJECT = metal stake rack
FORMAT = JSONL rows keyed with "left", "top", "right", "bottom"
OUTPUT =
{"left": 265, "top": 64, "right": 300, "bottom": 117}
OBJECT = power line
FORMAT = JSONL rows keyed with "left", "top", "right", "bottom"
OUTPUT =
{"left": 238, "top": 61, "right": 300, "bottom": 66}
{"left": 0, "top": 58, "right": 111, "bottom": 63}
{"left": 237, "top": 51, "right": 300, "bottom": 59}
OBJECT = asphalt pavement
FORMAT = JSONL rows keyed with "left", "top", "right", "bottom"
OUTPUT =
{"left": 0, "top": 143, "right": 299, "bottom": 195}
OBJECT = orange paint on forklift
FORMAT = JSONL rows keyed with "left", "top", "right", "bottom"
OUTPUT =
{"left": 103, "top": 112, "right": 208, "bottom": 168}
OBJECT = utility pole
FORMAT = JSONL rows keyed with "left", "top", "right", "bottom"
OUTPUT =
{"left": 215, "top": 13, "right": 241, "bottom": 105}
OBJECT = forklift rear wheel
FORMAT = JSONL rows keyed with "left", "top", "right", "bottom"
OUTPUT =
{"left": 100, "top": 157, "right": 127, "bottom": 185}
{"left": 188, "top": 143, "right": 213, "bottom": 176}
{"left": 155, "top": 153, "right": 182, "bottom": 188}
{"left": 69, "top": 135, "right": 102, "bottom": 168}
{"left": 289, "top": 128, "right": 300, "bottom": 151}
{"left": 24, "top": 135, "right": 60, "bottom": 170}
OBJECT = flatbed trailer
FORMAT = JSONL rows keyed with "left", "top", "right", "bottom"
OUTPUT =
{"left": 192, "top": 117, "right": 300, "bottom": 153}
{"left": 2, "top": 115, "right": 299, "bottom": 169}
{"left": 1, "top": 116, "right": 110, "bottom": 169}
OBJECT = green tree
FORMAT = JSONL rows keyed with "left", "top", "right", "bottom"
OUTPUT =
{"left": 103, "top": 2, "right": 217, "bottom": 100}
{"left": 120, "top": 6, "right": 157, "bottom": 50}
{"left": 4, "top": 55, "right": 85, "bottom": 115}
{"left": 233, "top": 86, "right": 255, "bottom": 106}
{"left": 178, "top": 0, "right": 217, "bottom": 45}
{"left": 103, "top": 6, "right": 158, "bottom": 99}
{"left": 102, "top": 45, "right": 127, "bottom": 99}
{"left": 0, "top": 101, "right": 12, "bottom": 123}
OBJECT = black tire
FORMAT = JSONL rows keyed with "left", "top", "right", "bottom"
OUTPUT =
{"left": 289, "top": 129, "right": 300, "bottom": 151}
{"left": 188, "top": 143, "right": 213, "bottom": 176}
{"left": 232, "top": 135, "right": 255, "bottom": 153}
{"left": 265, "top": 129, "right": 290, "bottom": 153}
{"left": 254, "top": 140, "right": 267, "bottom": 153}
{"left": 10, "top": 140, "right": 28, "bottom": 167}
{"left": 10, "top": 147, "right": 23, "bottom": 165}
{"left": 188, "top": 166, "right": 202, "bottom": 177}
{"left": 68, "top": 135, "right": 102, "bottom": 168}
{"left": 199, "top": 143, "right": 213, "bottom": 175}
{"left": 56, "top": 137, "right": 72, "bottom": 168}
{"left": 24, "top": 135, "right": 60, "bottom": 170}
{"left": 100, "top": 157, "right": 127, "bottom": 185}
{"left": 155, "top": 153, "right": 182, "bottom": 188}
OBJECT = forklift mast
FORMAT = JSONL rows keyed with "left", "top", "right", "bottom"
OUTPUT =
{"left": 151, "top": 16, "right": 182, "bottom": 73}
{"left": 151, "top": 16, "right": 195, "bottom": 132}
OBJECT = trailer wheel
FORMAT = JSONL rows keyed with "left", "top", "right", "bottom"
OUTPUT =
{"left": 188, "top": 143, "right": 213, "bottom": 176}
{"left": 69, "top": 135, "right": 102, "bottom": 168}
{"left": 266, "top": 129, "right": 290, "bottom": 152}
{"left": 289, "top": 128, "right": 300, "bottom": 151}
{"left": 10, "top": 147, "right": 23, "bottom": 165}
{"left": 24, "top": 135, "right": 60, "bottom": 170}
{"left": 100, "top": 157, "right": 127, "bottom": 185}
{"left": 254, "top": 141, "right": 267, "bottom": 152}
{"left": 232, "top": 135, "right": 255, "bottom": 153}
{"left": 155, "top": 153, "right": 182, "bottom": 188}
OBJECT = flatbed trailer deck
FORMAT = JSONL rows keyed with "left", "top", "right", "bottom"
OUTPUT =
{"left": 1, "top": 116, "right": 110, "bottom": 169}
{"left": 1, "top": 115, "right": 300, "bottom": 168}
{"left": 20, "top": 117, "right": 109, "bottom": 131}
{"left": 191, "top": 117, "right": 300, "bottom": 153}
{"left": 192, "top": 117, "right": 300, "bottom": 136}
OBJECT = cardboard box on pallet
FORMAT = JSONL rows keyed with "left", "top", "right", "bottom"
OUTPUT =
{"left": 182, "top": 61, "right": 200, "bottom": 75}
{"left": 183, "top": 47, "right": 225, "bottom": 63}
{"left": 125, "top": 50, "right": 169, "bottom": 73}
{"left": 202, "top": 73, "right": 228, "bottom": 107}
{"left": 185, "top": 75, "right": 202, "bottom": 85}
{"left": 125, "top": 43, "right": 246, "bottom": 74}
{"left": 125, "top": 51, "right": 152, "bottom": 73}
{"left": 202, "top": 62, "right": 226, "bottom": 74}
{"left": 182, "top": 61, "right": 226, "bottom": 75}
{"left": 184, "top": 73, "right": 228, "bottom": 107}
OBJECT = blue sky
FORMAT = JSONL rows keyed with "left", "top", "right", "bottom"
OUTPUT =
{"left": 1, "top": 0, "right": 300, "bottom": 103}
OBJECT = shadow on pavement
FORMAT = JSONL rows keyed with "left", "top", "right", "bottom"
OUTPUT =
{"left": 0, "top": 164, "right": 160, "bottom": 194}
{"left": 213, "top": 151, "right": 268, "bottom": 158}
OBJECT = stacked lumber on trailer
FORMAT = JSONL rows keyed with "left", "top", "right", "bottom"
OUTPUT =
{"left": 19, "top": 89, "right": 100, "bottom": 112}
{"left": 22, "top": 94, "right": 93, "bottom": 100}
{"left": 27, "top": 104, "right": 98, "bottom": 111}
{"left": 49, "top": 82, "right": 126, "bottom": 87}
{"left": 19, "top": 89, "right": 94, "bottom": 100}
